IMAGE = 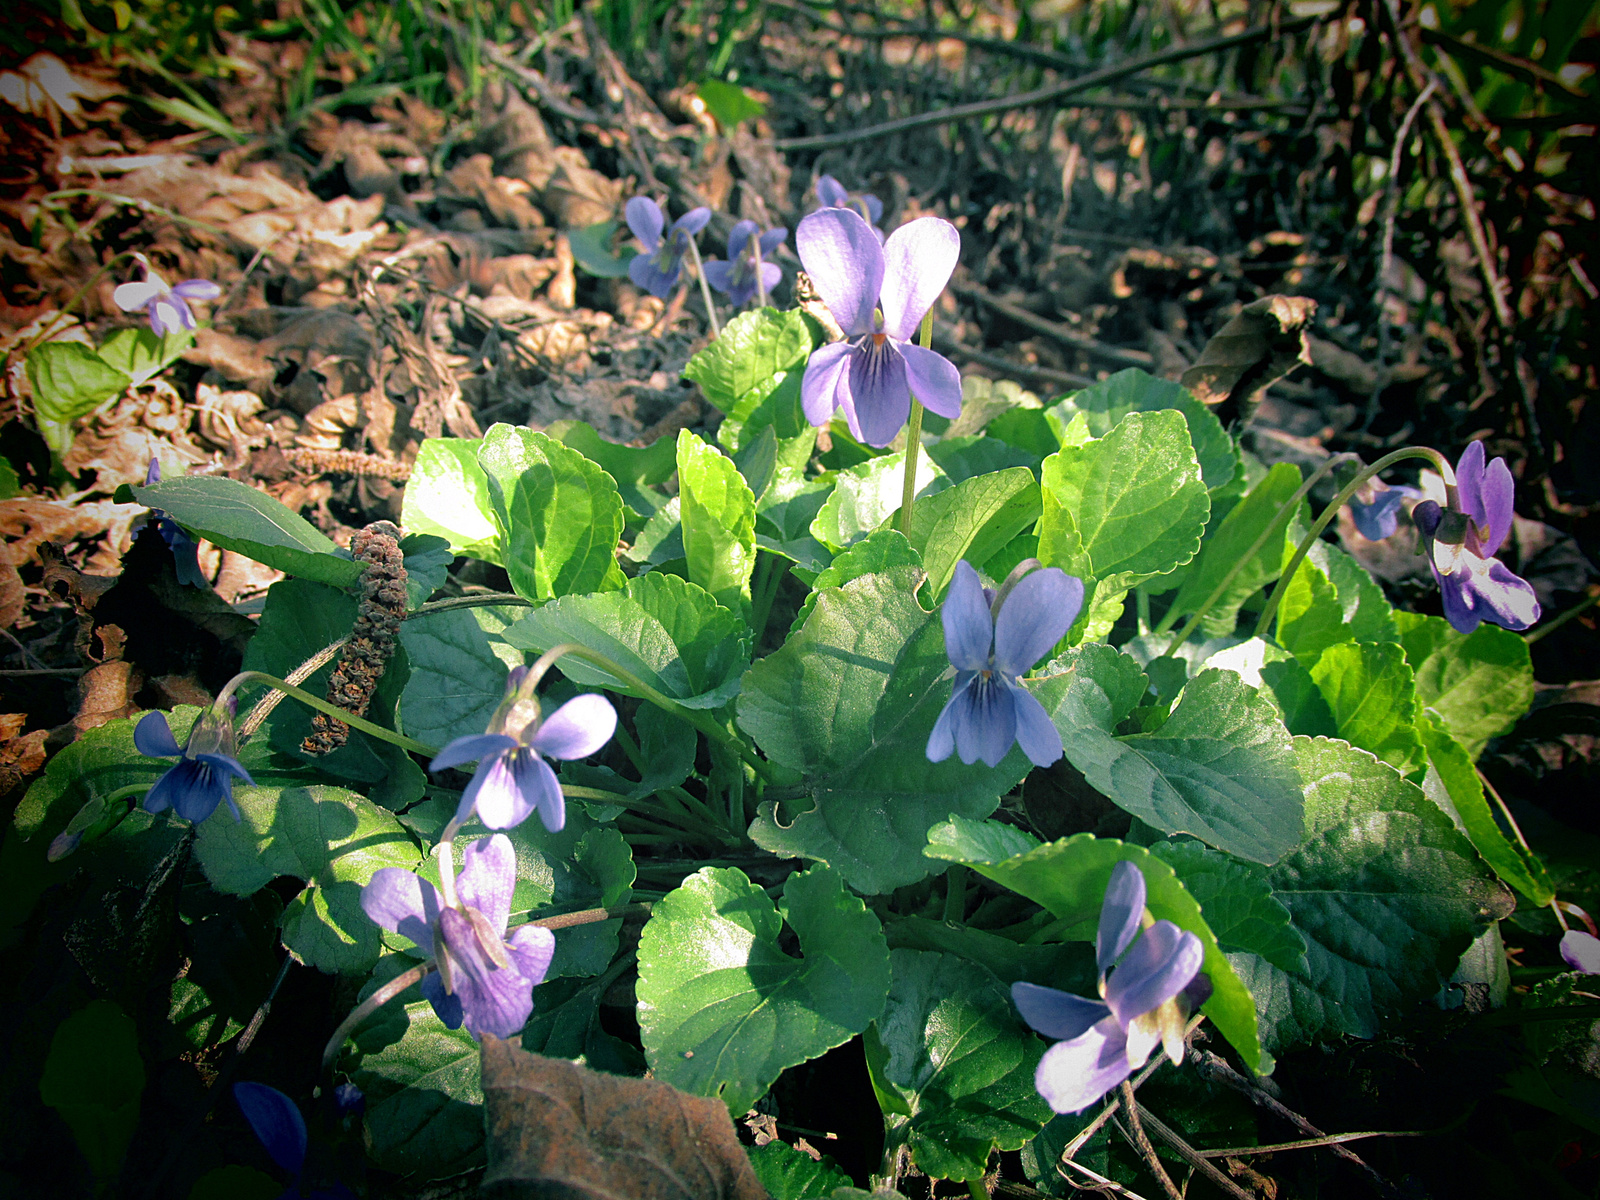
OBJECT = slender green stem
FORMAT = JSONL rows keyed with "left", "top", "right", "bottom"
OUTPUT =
{"left": 609, "top": 720, "right": 647, "bottom": 776}
{"left": 943, "top": 864, "right": 967, "bottom": 922}
{"left": 965, "top": 1181, "right": 987, "bottom": 1200}
{"left": 1135, "top": 588, "right": 1151, "bottom": 636}
{"left": 754, "top": 239, "right": 768, "bottom": 309}
{"left": 19, "top": 251, "right": 140, "bottom": 358}
{"left": 1253, "top": 446, "right": 1455, "bottom": 640}
{"left": 896, "top": 309, "right": 937, "bottom": 541}
{"left": 1158, "top": 454, "right": 1347, "bottom": 650}
{"left": 561, "top": 784, "right": 736, "bottom": 844}
{"left": 237, "top": 639, "right": 347, "bottom": 742}
{"left": 321, "top": 961, "right": 433, "bottom": 1070}
{"left": 411, "top": 592, "right": 533, "bottom": 617}
{"left": 684, "top": 235, "right": 721, "bottom": 339}
{"left": 223, "top": 670, "right": 436, "bottom": 757}
{"left": 41, "top": 189, "right": 236, "bottom": 236}
{"left": 1525, "top": 587, "right": 1598, "bottom": 644}
{"left": 750, "top": 551, "right": 789, "bottom": 642}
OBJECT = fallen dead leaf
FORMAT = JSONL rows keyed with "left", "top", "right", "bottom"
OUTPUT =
{"left": 1181, "top": 294, "right": 1316, "bottom": 427}
{"left": 479, "top": 1039, "right": 768, "bottom": 1200}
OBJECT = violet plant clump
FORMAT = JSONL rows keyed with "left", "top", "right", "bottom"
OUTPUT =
{"left": 360, "top": 833, "right": 556, "bottom": 1040}
{"left": 703, "top": 219, "right": 786, "bottom": 308}
{"left": 796, "top": 206, "right": 964, "bottom": 446}
{"left": 112, "top": 263, "right": 221, "bottom": 336}
{"left": 928, "top": 559, "right": 1083, "bottom": 768}
{"left": 1012, "top": 861, "right": 1207, "bottom": 1113}
{"left": 134, "top": 705, "right": 253, "bottom": 823}
{"left": 1412, "top": 440, "right": 1541, "bottom": 633}
{"left": 429, "top": 665, "right": 617, "bottom": 833}
{"left": 625, "top": 196, "right": 712, "bottom": 299}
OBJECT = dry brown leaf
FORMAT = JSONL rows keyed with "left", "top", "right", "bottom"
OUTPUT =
{"left": 1, "top": 499, "right": 141, "bottom": 574}
{"left": 0, "top": 542, "right": 24, "bottom": 629}
{"left": 0, "top": 718, "right": 48, "bottom": 796}
{"left": 1180, "top": 294, "right": 1316, "bottom": 427}
{"left": 540, "top": 147, "right": 621, "bottom": 228}
{"left": 479, "top": 1039, "right": 768, "bottom": 1200}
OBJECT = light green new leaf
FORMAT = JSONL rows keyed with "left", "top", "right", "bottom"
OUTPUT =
{"left": 1200, "top": 638, "right": 1336, "bottom": 737}
{"left": 400, "top": 437, "right": 502, "bottom": 564}
{"left": 1044, "top": 368, "right": 1238, "bottom": 493}
{"left": 1039, "top": 646, "right": 1305, "bottom": 864}
{"left": 1037, "top": 409, "right": 1209, "bottom": 632}
{"left": 503, "top": 572, "right": 750, "bottom": 710}
{"left": 636, "top": 864, "right": 890, "bottom": 1113}
{"left": 1233, "top": 736, "right": 1508, "bottom": 1053}
{"left": 741, "top": 567, "right": 1034, "bottom": 893}
{"left": 788, "top": 529, "right": 922, "bottom": 636}
{"left": 27, "top": 341, "right": 130, "bottom": 456}
{"left": 398, "top": 605, "right": 525, "bottom": 748}
{"left": 1419, "top": 711, "right": 1554, "bottom": 905}
{"left": 477, "top": 424, "right": 625, "bottom": 601}
{"left": 677, "top": 429, "right": 757, "bottom": 612}
{"left": 683, "top": 307, "right": 813, "bottom": 452}
{"left": 906, "top": 466, "right": 1041, "bottom": 600}
{"left": 1394, "top": 612, "right": 1534, "bottom": 759}
{"left": 924, "top": 818, "right": 1263, "bottom": 1072}
{"left": 195, "top": 784, "right": 425, "bottom": 974}
{"left": 132, "top": 476, "right": 363, "bottom": 590}
{"left": 1275, "top": 540, "right": 1397, "bottom": 661}
{"left": 567, "top": 219, "right": 632, "bottom": 278}
{"left": 1166, "top": 462, "right": 1304, "bottom": 636}
{"left": 811, "top": 450, "right": 948, "bottom": 552}
{"left": 96, "top": 326, "right": 192, "bottom": 386}
{"left": 869, "top": 950, "right": 1051, "bottom": 1182}
{"left": 1308, "top": 641, "right": 1426, "bottom": 775}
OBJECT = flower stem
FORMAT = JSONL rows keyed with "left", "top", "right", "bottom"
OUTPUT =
{"left": 411, "top": 593, "right": 534, "bottom": 617}
{"left": 1253, "top": 446, "right": 1455, "bottom": 640}
{"left": 220, "top": 670, "right": 436, "bottom": 757}
{"left": 684, "top": 235, "right": 721, "bottom": 339}
{"left": 19, "top": 250, "right": 141, "bottom": 358}
{"left": 237, "top": 639, "right": 348, "bottom": 743}
{"left": 320, "top": 962, "right": 434, "bottom": 1070}
{"left": 561, "top": 784, "right": 737, "bottom": 845}
{"left": 897, "top": 308, "right": 937, "bottom": 541}
{"left": 1119, "top": 1080, "right": 1184, "bottom": 1200}
{"left": 1158, "top": 453, "right": 1348, "bottom": 652}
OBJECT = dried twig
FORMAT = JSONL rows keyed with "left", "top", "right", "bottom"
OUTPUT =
{"left": 1117, "top": 1081, "right": 1183, "bottom": 1200}
{"left": 950, "top": 281, "right": 1152, "bottom": 369}
{"left": 1132, "top": 1103, "right": 1256, "bottom": 1200}
{"left": 1196, "top": 1129, "right": 1428, "bottom": 1158}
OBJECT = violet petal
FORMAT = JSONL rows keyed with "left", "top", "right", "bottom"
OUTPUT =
{"left": 993, "top": 567, "right": 1080, "bottom": 677}
{"left": 1012, "top": 981, "right": 1112, "bottom": 1040}
{"left": 531, "top": 693, "right": 617, "bottom": 761}
{"left": 795, "top": 208, "right": 882, "bottom": 337}
{"left": 878, "top": 217, "right": 960, "bottom": 341}
{"left": 942, "top": 560, "right": 995, "bottom": 671}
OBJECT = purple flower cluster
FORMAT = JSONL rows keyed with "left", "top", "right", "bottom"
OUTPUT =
{"left": 1013, "top": 861, "right": 1206, "bottom": 1113}
{"left": 113, "top": 265, "right": 220, "bottom": 337}
{"left": 625, "top": 197, "right": 711, "bottom": 299}
{"left": 928, "top": 560, "right": 1082, "bottom": 769}
{"left": 704, "top": 220, "right": 786, "bottom": 308}
{"left": 1413, "top": 441, "right": 1540, "bottom": 634}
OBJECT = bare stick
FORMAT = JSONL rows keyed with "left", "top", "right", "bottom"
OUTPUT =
{"left": 1197, "top": 1129, "right": 1428, "bottom": 1158}
{"left": 1118, "top": 1081, "right": 1183, "bottom": 1200}
{"left": 1133, "top": 1103, "right": 1256, "bottom": 1200}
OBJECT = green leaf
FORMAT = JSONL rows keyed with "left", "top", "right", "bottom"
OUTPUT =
{"left": 631, "top": 703, "right": 698, "bottom": 799}
{"left": 696, "top": 78, "right": 767, "bottom": 128}
{"left": 0, "top": 456, "right": 19, "bottom": 499}
{"left": 567, "top": 219, "right": 633, "bottom": 278}
{"left": 789, "top": 529, "right": 922, "bottom": 636}
{"left": 1394, "top": 612, "right": 1534, "bottom": 759}
{"left": 924, "top": 818, "right": 1263, "bottom": 1072}
{"left": 1166, "top": 462, "right": 1304, "bottom": 636}
{"left": 398, "top": 604, "right": 525, "bottom": 748}
{"left": 27, "top": 341, "right": 130, "bottom": 457}
{"left": 1275, "top": 540, "right": 1397, "bottom": 661}
{"left": 683, "top": 307, "right": 811, "bottom": 419}
{"left": 677, "top": 429, "right": 757, "bottom": 612}
{"left": 740, "top": 568, "right": 1033, "bottom": 894}
{"left": 887, "top": 916, "right": 1097, "bottom": 991}
{"left": 521, "top": 975, "right": 646, "bottom": 1076}
{"left": 399, "top": 534, "right": 454, "bottom": 610}
{"left": 400, "top": 437, "right": 502, "bottom": 564}
{"left": 811, "top": 450, "right": 948, "bottom": 553}
{"left": 869, "top": 950, "right": 1052, "bottom": 1182}
{"left": 95, "top": 326, "right": 192, "bottom": 387}
{"left": 636, "top": 864, "right": 890, "bottom": 1113}
{"left": 131, "top": 476, "right": 362, "bottom": 589}
{"left": 1043, "top": 646, "right": 1305, "bottom": 864}
{"left": 186, "top": 1166, "right": 282, "bottom": 1200}
{"left": 1200, "top": 638, "right": 1337, "bottom": 737}
{"left": 352, "top": 981, "right": 484, "bottom": 1178}
{"left": 242, "top": 578, "right": 423, "bottom": 805}
{"left": 1146, "top": 840, "right": 1306, "bottom": 972}
{"left": 1044, "top": 368, "right": 1238, "bottom": 493}
{"left": 1037, "top": 409, "right": 1209, "bottom": 603}
{"left": 41, "top": 1000, "right": 145, "bottom": 1189}
{"left": 906, "top": 466, "right": 1041, "bottom": 601}
{"left": 1308, "top": 641, "right": 1426, "bottom": 774}
{"left": 756, "top": 467, "right": 833, "bottom": 572}
{"left": 547, "top": 417, "right": 677, "bottom": 516}
{"left": 1418, "top": 711, "right": 1554, "bottom": 905}
{"left": 986, "top": 407, "right": 1056, "bottom": 459}
{"left": 748, "top": 1141, "right": 854, "bottom": 1200}
{"left": 1233, "top": 736, "right": 1507, "bottom": 1053}
{"left": 503, "top": 572, "right": 750, "bottom": 710}
{"left": 926, "top": 435, "right": 1040, "bottom": 484}
{"left": 194, "top": 784, "right": 425, "bottom": 973}
{"left": 477, "top": 423, "right": 625, "bottom": 601}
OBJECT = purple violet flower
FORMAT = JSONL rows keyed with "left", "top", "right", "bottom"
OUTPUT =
{"left": 815, "top": 174, "right": 884, "bottom": 241}
{"left": 1412, "top": 441, "right": 1541, "bottom": 634}
{"left": 360, "top": 834, "right": 556, "bottom": 1040}
{"left": 703, "top": 220, "right": 786, "bottom": 308}
{"left": 1561, "top": 930, "right": 1600, "bottom": 974}
{"left": 1347, "top": 476, "right": 1421, "bottom": 542}
{"left": 927, "top": 559, "right": 1083, "bottom": 768}
{"left": 135, "top": 706, "right": 253, "bottom": 824}
{"left": 796, "top": 206, "right": 964, "bottom": 447}
{"left": 625, "top": 196, "right": 712, "bottom": 299}
{"left": 430, "top": 666, "right": 617, "bottom": 833}
{"left": 233, "top": 1081, "right": 355, "bottom": 1198}
{"left": 1013, "top": 861, "right": 1206, "bottom": 1114}
{"left": 112, "top": 265, "right": 220, "bottom": 337}
{"left": 140, "top": 458, "right": 208, "bottom": 588}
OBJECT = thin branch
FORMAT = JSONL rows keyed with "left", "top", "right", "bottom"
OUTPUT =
{"left": 774, "top": 15, "right": 1319, "bottom": 151}
{"left": 1197, "top": 1129, "right": 1428, "bottom": 1158}
{"left": 1133, "top": 1103, "right": 1256, "bottom": 1200}
{"left": 1118, "top": 1081, "right": 1184, "bottom": 1200}
{"left": 949, "top": 281, "right": 1152, "bottom": 369}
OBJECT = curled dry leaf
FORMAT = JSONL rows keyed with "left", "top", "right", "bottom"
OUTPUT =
{"left": 479, "top": 1038, "right": 769, "bottom": 1200}
{"left": 1180, "top": 294, "right": 1316, "bottom": 427}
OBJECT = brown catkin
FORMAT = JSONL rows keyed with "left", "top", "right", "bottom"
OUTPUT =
{"left": 302, "top": 521, "right": 408, "bottom": 755}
